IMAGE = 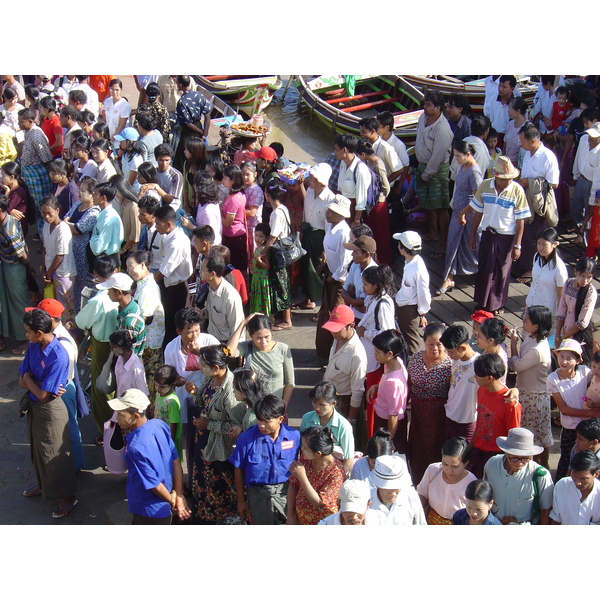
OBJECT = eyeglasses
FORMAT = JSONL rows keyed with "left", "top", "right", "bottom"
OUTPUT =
{"left": 506, "top": 455, "right": 532, "bottom": 464}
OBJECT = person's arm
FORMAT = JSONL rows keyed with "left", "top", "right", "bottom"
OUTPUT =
{"left": 282, "top": 385, "right": 293, "bottom": 409}
{"left": 222, "top": 212, "right": 235, "bottom": 228}
{"left": 286, "top": 481, "right": 298, "bottom": 525}
{"left": 19, "top": 372, "right": 56, "bottom": 402}
{"left": 348, "top": 351, "right": 367, "bottom": 421}
{"left": 48, "top": 128, "right": 63, "bottom": 154}
{"left": 511, "top": 218, "right": 525, "bottom": 262}
{"left": 551, "top": 392, "right": 600, "bottom": 419}
{"left": 234, "top": 467, "right": 251, "bottom": 521}
{"left": 468, "top": 209, "right": 483, "bottom": 251}
{"left": 387, "top": 414, "right": 399, "bottom": 437}
{"left": 227, "top": 314, "right": 258, "bottom": 356}
{"left": 44, "top": 254, "right": 64, "bottom": 283}
{"left": 289, "top": 461, "right": 324, "bottom": 509}
{"left": 114, "top": 116, "right": 128, "bottom": 139}
{"left": 422, "top": 123, "right": 453, "bottom": 180}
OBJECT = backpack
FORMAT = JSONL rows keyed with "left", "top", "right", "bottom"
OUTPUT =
{"left": 353, "top": 160, "right": 382, "bottom": 210}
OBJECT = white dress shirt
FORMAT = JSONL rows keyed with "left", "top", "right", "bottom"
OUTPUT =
{"left": 159, "top": 227, "right": 193, "bottom": 287}
{"left": 303, "top": 186, "right": 335, "bottom": 230}
{"left": 338, "top": 156, "right": 372, "bottom": 211}
{"left": 521, "top": 143, "right": 560, "bottom": 185}
{"left": 324, "top": 220, "right": 352, "bottom": 282}
{"left": 394, "top": 255, "right": 431, "bottom": 316}
{"left": 550, "top": 477, "right": 600, "bottom": 525}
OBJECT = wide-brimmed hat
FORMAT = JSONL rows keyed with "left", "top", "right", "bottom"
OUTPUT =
{"left": 369, "top": 455, "right": 410, "bottom": 489}
{"left": 322, "top": 305, "right": 355, "bottom": 333}
{"left": 343, "top": 235, "right": 377, "bottom": 254}
{"left": 327, "top": 194, "right": 351, "bottom": 219}
{"left": 309, "top": 163, "right": 332, "bottom": 186}
{"left": 393, "top": 230, "right": 422, "bottom": 251}
{"left": 338, "top": 479, "right": 371, "bottom": 513}
{"left": 553, "top": 338, "right": 584, "bottom": 360}
{"left": 108, "top": 389, "right": 150, "bottom": 412}
{"left": 497, "top": 427, "right": 544, "bottom": 456}
{"left": 26, "top": 298, "right": 64, "bottom": 318}
{"left": 492, "top": 156, "right": 520, "bottom": 179}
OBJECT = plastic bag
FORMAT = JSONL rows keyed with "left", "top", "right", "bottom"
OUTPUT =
{"left": 185, "top": 350, "right": 201, "bottom": 372}
{"left": 43, "top": 283, "right": 56, "bottom": 299}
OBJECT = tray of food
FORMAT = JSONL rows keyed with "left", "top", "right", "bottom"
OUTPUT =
{"left": 230, "top": 121, "right": 271, "bottom": 138}
{"left": 277, "top": 162, "right": 311, "bottom": 185}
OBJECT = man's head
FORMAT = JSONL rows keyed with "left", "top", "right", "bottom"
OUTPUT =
{"left": 422, "top": 91, "right": 445, "bottom": 117}
{"left": 440, "top": 324, "right": 471, "bottom": 361}
{"left": 108, "top": 389, "right": 150, "bottom": 430}
{"left": 26, "top": 298, "right": 64, "bottom": 328}
{"left": 498, "top": 75, "right": 517, "bottom": 100}
{"left": 540, "top": 75, "right": 554, "bottom": 91}
{"left": 333, "top": 134, "right": 358, "bottom": 160}
{"left": 177, "top": 75, "right": 191, "bottom": 91}
{"left": 576, "top": 418, "right": 600, "bottom": 452}
{"left": 138, "top": 194, "right": 161, "bottom": 226}
{"left": 92, "top": 254, "right": 118, "bottom": 282}
{"left": 201, "top": 252, "right": 227, "bottom": 284}
{"left": 17, "top": 108, "right": 36, "bottom": 131}
{"left": 376, "top": 111, "right": 395, "bottom": 137}
{"left": 154, "top": 205, "right": 177, "bottom": 235}
{"left": 570, "top": 450, "right": 600, "bottom": 494}
{"left": 254, "top": 394, "right": 286, "bottom": 438}
{"left": 174, "top": 307, "right": 203, "bottom": 346}
{"left": 154, "top": 143, "right": 173, "bottom": 173}
{"left": 338, "top": 479, "right": 372, "bottom": 525}
{"left": 23, "top": 308, "right": 53, "bottom": 343}
{"left": 93, "top": 181, "right": 116, "bottom": 207}
{"left": 192, "top": 225, "right": 215, "bottom": 255}
{"left": 519, "top": 122, "right": 541, "bottom": 153}
{"left": 60, "top": 105, "right": 79, "bottom": 128}
{"left": 358, "top": 116, "right": 379, "bottom": 143}
{"left": 322, "top": 304, "right": 356, "bottom": 341}
{"left": 68, "top": 89, "right": 87, "bottom": 110}
{"left": 136, "top": 110, "right": 156, "bottom": 135}
{"left": 97, "top": 272, "right": 134, "bottom": 304}
{"left": 473, "top": 352, "right": 506, "bottom": 386}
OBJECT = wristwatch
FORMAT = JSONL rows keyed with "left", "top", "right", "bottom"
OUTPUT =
{"left": 513, "top": 244, "right": 521, "bottom": 249}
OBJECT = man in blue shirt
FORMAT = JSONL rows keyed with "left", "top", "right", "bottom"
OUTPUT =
{"left": 108, "top": 389, "right": 190, "bottom": 525}
{"left": 18, "top": 308, "right": 77, "bottom": 519}
{"left": 90, "top": 181, "right": 124, "bottom": 260}
{"left": 230, "top": 394, "right": 300, "bottom": 525}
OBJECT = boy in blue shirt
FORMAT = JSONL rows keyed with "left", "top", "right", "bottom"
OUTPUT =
{"left": 230, "top": 394, "right": 300, "bottom": 525}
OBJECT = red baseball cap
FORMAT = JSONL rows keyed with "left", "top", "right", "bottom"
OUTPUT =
{"left": 26, "top": 298, "right": 65, "bottom": 318}
{"left": 471, "top": 310, "right": 493, "bottom": 323}
{"left": 257, "top": 146, "right": 277, "bottom": 162}
{"left": 322, "top": 305, "right": 356, "bottom": 332}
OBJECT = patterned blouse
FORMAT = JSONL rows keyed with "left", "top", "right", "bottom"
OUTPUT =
{"left": 290, "top": 457, "right": 345, "bottom": 525}
{"left": 21, "top": 126, "right": 53, "bottom": 167}
{"left": 407, "top": 350, "right": 452, "bottom": 401}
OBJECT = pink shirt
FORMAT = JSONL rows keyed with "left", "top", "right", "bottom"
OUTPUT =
{"left": 375, "top": 365, "right": 408, "bottom": 420}
{"left": 114, "top": 352, "right": 149, "bottom": 398}
{"left": 221, "top": 191, "right": 247, "bottom": 237}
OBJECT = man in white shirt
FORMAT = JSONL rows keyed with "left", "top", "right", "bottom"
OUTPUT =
{"left": 483, "top": 75, "right": 519, "bottom": 136}
{"left": 550, "top": 450, "right": 600, "bottom": 525}
{"left": 153, "top": 205, "right": 193, "bottom": 347}
{"left": 71, "top": 76, "right": 100, "bottom": 117}
{"left": 341, "top": 235, "right": 378, "bottom": 320}
{"left": 298, "top": 163, "right": 335, "bottom": 309}
{"left": 359, "top": 116, "right": 405, "bottom": 182}
{"left": 531, "top": 76, "right": 557, "bottom": 135}
{"left": 517, "top": 123, "right": 560, "bottom": 281}
{"left": 334, "top": 134, "right": 372, "bottom": 226}
{"left": 315, "top": 195, "right": 352, "bottom": 361}
{"left": 59, "top": 105, "right": 82, "bottom": 159}
{"left": 201, "top": 252, "right": 244, "bottom": 344}
{"left": 377, "top": 111, "right": 410, "bottom": 191}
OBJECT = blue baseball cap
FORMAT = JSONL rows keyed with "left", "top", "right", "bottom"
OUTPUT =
{"left": 114, "top": 127, "right": 140, "bottom": 142}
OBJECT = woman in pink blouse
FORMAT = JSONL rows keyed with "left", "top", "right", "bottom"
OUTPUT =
{"left": 221, "top": 164, "right": 248, "bottom": 273}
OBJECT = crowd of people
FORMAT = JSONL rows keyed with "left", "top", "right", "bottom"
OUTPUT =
{"left": 2, "top": 74, "right": 600, "bottom": 525}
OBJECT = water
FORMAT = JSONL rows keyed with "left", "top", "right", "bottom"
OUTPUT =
{"left": 263, "top": 76, "right": 337, "bottom": 165}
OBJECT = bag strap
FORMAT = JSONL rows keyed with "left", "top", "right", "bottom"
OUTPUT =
{"left": 530, "top": 465, "right": 548, "bottom": 524}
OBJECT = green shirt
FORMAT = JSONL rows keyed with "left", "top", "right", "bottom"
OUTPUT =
{"left": 300, "top": 409, "right": 354, "bottom": 460}
{"left": 117, "top": 298, "right": 146, "bottom": 356}
{"left": 154, "top": 392, "right": 182, "bottom": 460}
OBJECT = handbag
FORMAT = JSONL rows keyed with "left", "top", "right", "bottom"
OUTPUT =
{"left": 526, "top": 177, "right": 558, "bottom": 227}
{"left": 96, "top": 352, "right": 117, "bottom": 395}
{"left": 103, "top": 416, "right": 127, "bottom": 474}
{"left": 271, "top": 206, "right": 306, "bottom": 268}
{"left": 43, "top": 283, "right": 56, "bottom": 299}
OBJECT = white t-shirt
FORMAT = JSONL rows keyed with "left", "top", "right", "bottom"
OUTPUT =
{"left": 550, "top": 477, "right": 600, "bottom": 525}
{"left": 526, "top": 255, "right": 568, "bottom": 314}
{"left": 317, "top": 510, "right": 382, "bottom": 525}
{"left": 43, "top": 221, "right": 77, "bottom": 277}
{"left": 547, "top": 367, "right": 591, "bottom": 430}
{"left": 445, "top": 353, "right": 480, "bottom": 423}
{"left": 103, "top": 97, "right": 132, "bottom": 137}
{"left": 195, "top": 203, "right": 222, "bottom": 245}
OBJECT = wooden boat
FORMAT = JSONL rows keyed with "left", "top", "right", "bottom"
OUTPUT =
{"left": 402, "top": 75, "right": 539, "bottom": 112}
{"left": 295, "top": 75, "right": 424, "bottom": 144}
{"left": 193, "top": 80, "right": 243, "bottom": 128}
{"left": 194, "top": 75, "right": 282, "bottom": 117}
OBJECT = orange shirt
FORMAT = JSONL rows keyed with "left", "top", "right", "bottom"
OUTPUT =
{"left": 89, "top": 76, "right": 113, "bottom": 102}
{"left": 473, "top": 385, "right": 521, "bottom": 452}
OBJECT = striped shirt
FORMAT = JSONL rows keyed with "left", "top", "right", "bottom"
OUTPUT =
{"left": 470, "top": 178, "right": 531, "bottom": 236}
{"left": 116, "top": 299, "right": 146, "bottom": 356}
{"left": 0, "top": 214, "right": 27, "bottom": 264}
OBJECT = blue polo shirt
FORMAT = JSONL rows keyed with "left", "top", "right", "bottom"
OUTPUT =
{"left": 125, "top": 419, "right": 179, "bottom": 518}
{"left": 229, "top": 423, "right": 300, "bottom": 487}
{"left": 18, "top": 336, "right": 69, "bottom": 402}
{"left": 452, "top": 508, "right": 502, "bottom": 525}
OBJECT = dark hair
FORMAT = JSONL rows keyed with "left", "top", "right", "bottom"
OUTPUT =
{"left": 68, "top": 89, "right": 86, "bottom": 105}
{"left": 525, "top": 305, "right": 553, "bottom": 342}
{"left": 40, "top": 95, "right": 58, "bottom": 113}
{"left": 146, "top": 82, "right": 160, "bottom": 98}
{"left": 177, "top": 75, "right": 191, "bottom": 88}
{"left": 265, "top": 181, "right": 286, "bottom": 202}
{"left": 217, "top": 514, "right": 246, "bottom": 525}
{"left": 138, "top": 194, "right": 161, "bottom": 215}
{"left": 18, "top": 107, "right": 36, "bottom": 122}
{"left": 453, "top": 140, "right": 476, "bottom": 156}
{"left": 334, "top": 134, "right": 358, "bottom": 153}
{"left": 60, "top": 105, "right": 80, "bottom": 122}
{"left": 465, "top": 479, "right": 494, "bottom": 503}
{"left": 396, "top": 238, "right": 420, "bottom": 257}
{"left": 487, "top": 127, "right": 498, "bottom": 140}
{"left": 223, "top": 164, "right": 245, "bottom": 195}
{"left": 154, "top": 143, "right": 173, "bottom": 159}
{"left": 442, "top": 437, "right": 470, "bottom": 462}
{"left": 470, "top": 114, "right": 491, "bottom": 138}
{"left": 423, "top": 90, "right": 445, "bottom": 108}
{"left": 91, "top": 137, "right": 113, "bottom": 158}
{"left": 174, "top": 307, "right": 203, "bottom": 330}
{"left": 128, "top": 249, "right": 151, "bottom": 268}
{"left": 207, "top": 156, "right": 225, "bottom": 181}
{"left": 366, "top": 428, "right": 393, "bottom": 459}
{"left": 209, "top": 244, "right": 231, "bottom": 266}
{"left": 23, "top": 308, "right": 52, "bottom": 334}
{"left": 376, "top": 111, "right": 394, "bottom": 131}
{"left": 581, "top": 107, "right": 600, "bottom": 123}
{"left": 93, "top": 121, "right": 111, "bottom": 141}
{"left": 519, "top": 122, "right": 541, "bottom": 141}
{"left": 362, "top": 265, "right": 397, "bottom": 298}
{"left": 109, "top": 174, "right": 138, "bottom": 205}
{"left": 358, "top": 116, "right": 379, "bottom": 132}
{"left": 192, "top": 224, "right": 215, "bottom": 243}
{"left": 255, "top": 222, "right": 271, "bottom": 238}
{"left": 96, "top": 181, "right": 116, "bottom": 202}
{"left": 40, "top": 195, "right": 61, "bottom": 211}
{"left": 474, "top": 352, "right": 506, "bottom": 379}
{"left": 77, "top": 109, "right": 96, "bottom": 126}
{"left": 25, "top": 84, "right": 40, "bottom": 109}
{"left": 48, "top": 158, "right": 75, "bottom": 181}
{"left": 154, "top": 204, "right": 176, "bottom": 224}
{"left": 109, "top": 329, "right": 133, "bottom": 350}
{"left": 254, "top": 394, "right": 286, "bottom": 421}
{"left": 372, "top": 329, "right": 408, "bottom": 362}
{"left": 3, "top": 88, "right": 17, "bottom": 102}
{"left": 204, "top": 252, "right": 227, "bottom": 277}
{"left": 240, "top": 160, "right": 258, "bottom": 174}
{"left": 356, "top": 141, "right": 375, "bottom": 156}
{"left": 80, "top": 176, "right": 98, "bottom": 195}
{"left": 509, "top": 96, "right": 528, "bottom": 115}
{"left": 109, "top": 78, "right": 123, "bottom": 90}
{"left": 268, "top": 142, "right": 285, "bottom": 157}
{"left": 575, "top": 417, "right": 600, "bottom": 442}
{"left": 534, "top": 227, "right": 559, "bottom": 268}
{"left": 232, "top": 368, "right": 266, "bottom": 410}
{"left": 121, "top": 137, "right": 145, "bottom": 161}
{"left": 308, "top": 382, "right": 337, "bottom": 404}
{"left": 301, "top": 425, "right": 335, "bottom": 456}
{"left": 440, "top": 324, "right": 470, "bottom": 350}
{"left": 570, "top": 449, "right": 600, "bottom": 474}
{"left": 351, "top": 223, "right": 373, "bottom": 238}
{"left": 423, "top": 322, "right": 446, "bottom": 341}
{"left": 1, "top": 161, "right": 28, "bottom": 194}
{"left": 135, "top": 110, "right": 156, "bottom": 132}
{"left": 194, "top": 170, "right": 219, "bottom": 206}
{"left": 71, "top": 135, "right": 92, "bottom": 154}
{"left": 575, "top": 257, "right": 596, "bottom": 323}
{"left": 154, "top": 364, "right": 178, "bottom": 386}
{"left": 447, "top": 93, "right": 471, "bottom": 116}
{"left": 246, "top": 314, "right": 272, "bottom": 337}
{"left": 137, "top": 161, "right": 158, "bottom": 184}
{"left": 479, "top": 318, "right": 507, "bottom": 345}
{"left": 499, "top": 75, "right": 517, "bottom": 88}
{"left": 199, "top": 344, "right": 230, "bottom": 369}
{"left": 93, "top": 254, "right": 118, "bottom": 278}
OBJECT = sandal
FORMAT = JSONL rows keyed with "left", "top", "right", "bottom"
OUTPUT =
{"left": 516, "top": 276, "right": 532, "bottom": 284}
{"left": 11, "top": 344, "right": 28, "bottom": 356}
{"left": 492, "top": 307, "right": 505, "bottom": 316}
{"left": 23, "top": 485, "right": 42, "bottom": 497}
{"left": 291, "top": 302, "right": 316, "bottom": 310}
{"left": 435, "top": 282, "right": 455, "bottom": 296}
{"left": 51, "top": 499, "right": 78, "bottom": 519}
{"left": 93, "top": 436, "right": 104, "bottom": 447}
{"left": 272, "top": 323, "right": 293, "bottom": 332}
{"left": 311, "top": 314, "right": 320, "bottom": 322}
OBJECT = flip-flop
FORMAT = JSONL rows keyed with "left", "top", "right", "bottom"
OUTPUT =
{"left": 311, "top": 315, "right": 320, "bottom": 322}
{"left": 272, "top": 324, "right": 293, "bottom": 332}
{"left": 51, "top": 499, "right": 78, "bottom": 519}
{"left": 435, "top": 283, "right": 455, "bottom": 296}
{"left": 291, "top": 302, "right": 316, "bottom": 310}
{"left": 11, "top": 346, "right": 28, "bottom": 356}
{"left": 516, "top": 277, "right": 532, "bottom": 284}
{"left": 23, "top": 485, "right": 42, "bottom": 497}
{"left": 493, "top": 308, "right": 505, "bottom": 316}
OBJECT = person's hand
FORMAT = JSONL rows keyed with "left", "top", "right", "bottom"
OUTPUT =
{"left": 469, "top": 237, "right": 477, "bottom": 252}
{"left": 175, "top": 495, "right": 191, "bottom": 520}
{"left": 244, "top": 312, "right": 263, "bottom": 325}
{"left": 510, "top": 327, "right": 521, "bottom": 344}
{"left": 458, "top": 211, "right": 467, "bottom": 226}
{"left": 175, "top": 375, "right": 187, "bottom": 388}
{"left": 355, "top": 325, "right": 366, "bottom": 337}
{"left": 511, "top": 247, "right": 521, "bottom": 262}
{"left": 237, "top": 498, "right": 251, "bottom": 521}
{"left": 0, "top": 184, "right": 9, "bottom": 195}
{"left": 140, "top": 183, "right": 158, "bottom": 197}
{"left": 27, "top": 265, "right": 37, "bottom": 280}
{"left": 326, "top": 275, "right": 335, "bottom": 283}
{"left": 192, "top": 416, "right": 208, "bottom": 430}
{"left": 366, "top": 384, "right": 379, "bottom": 404}
{"left": 227, "top": 425, "right": 242, "bottom": 439}
{"left": 289, "top": 460, "right": 306, "bottom": 480}
{"left": 185, "top": 381, "right": 198, "bottom": 395}
{"left": 418, "top": 315, "right": 428, "bottom": 328}
{"left": 504, "top": 388, "right": 519, "bottom": 404}
{"left": 421, "top": 174, "right": 431, "bottom": 187}
{"left": 346, "top": 283, "right": 356, "bottom": 297}
{"left": 10, "top": 209, "right": 24, "bottom": 220}
{"left": 43, "top": 273, "right": 52, "bottom": 284}
{"left": 187, "top": 339, "right": 201, "bottom": 356}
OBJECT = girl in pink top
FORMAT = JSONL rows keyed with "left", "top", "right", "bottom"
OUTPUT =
{"left": 366, "top": 329, "right": 409, "bottom": 454}
{"left": 221, "top": 164, "right": 248, "bottom": 273}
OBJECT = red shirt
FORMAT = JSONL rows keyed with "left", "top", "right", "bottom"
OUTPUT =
{"left": 473, "top": 385, "right": 521, "bottom": 452}
{"left": 231, "top": 268, "right": 248, "bottom": 305}
{"left": 41, "top": 114, "right": 63, "bottom": 157}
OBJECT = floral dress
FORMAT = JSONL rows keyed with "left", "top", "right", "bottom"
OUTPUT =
{"left": 290, "top": 457, "right": 345, "bottom": 525}
{"left": 406, "top": 350, "right": 452, "bottom": 485}
{"left": 250, "top": 245, "right": 272, "bottom": 314}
